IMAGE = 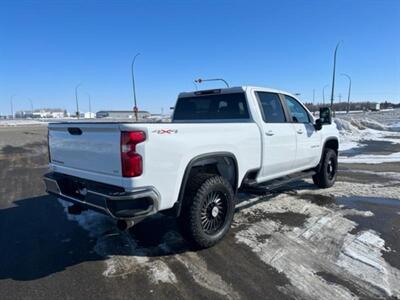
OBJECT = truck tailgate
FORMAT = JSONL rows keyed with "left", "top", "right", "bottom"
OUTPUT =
{"left": 48, "top": 123, "right": 122, "bottom": 176}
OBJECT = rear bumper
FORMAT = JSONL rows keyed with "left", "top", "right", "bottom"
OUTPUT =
{"left": 43, "top": 172, "right": 160, "bottom": 220}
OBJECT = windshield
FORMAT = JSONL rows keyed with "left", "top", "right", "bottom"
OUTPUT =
{"left": 173, "top": 93, "right": 250, "bottom": 121}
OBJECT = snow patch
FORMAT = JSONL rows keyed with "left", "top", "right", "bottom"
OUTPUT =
{"left": 175, "top": 252, "right": 241, "bottom": 300}
{"left": 234, "top": 182, "right": 400, "bottom": 299}
{"left": 339, "top": 152, "right": 400, "bottom": 164}
{"left": 58, "top": 199, "right": 178, "bottom": 284}
{"left": 334, "top": 115, "right": 400, "bottom": 157}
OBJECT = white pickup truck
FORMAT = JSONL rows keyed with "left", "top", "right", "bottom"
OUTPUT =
{"left": 44, "top": 86, "right": 339, "bottom": 248}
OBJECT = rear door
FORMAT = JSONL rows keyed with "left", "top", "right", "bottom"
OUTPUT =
{"left": 283, "top": 95, "right": 321, "bottom": 169}
{"left": 256, "top": 91, "right": 297, "bottom": 181}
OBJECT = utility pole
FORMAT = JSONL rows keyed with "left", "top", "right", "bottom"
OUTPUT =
{"left": 341, "top": 73, "right": 352, "bottom": 114}
{"left": 75, "top": 83, "right": 82, "bottom": 119}
{"left": 131, "top": 53, "right": 140, "bottom": 121}
{"left": 323, "top": 84, "right": 329, "bottom": 105}
{"left": 312, "top": 89, "right": 315, "bottom": 104}
{"left": 28, "top": 98, "right": 34, "bottom": 112}
{"left": 330, "top": 41, "right": 342, "bottom": 110}
{"left": 85, "top": 92, "right": 92, "bottom": 118}
{"left": 10, "top": 94, "right": 15, "bottom": 119}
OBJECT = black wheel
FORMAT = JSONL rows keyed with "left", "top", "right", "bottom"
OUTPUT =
{"left": 178, "top": 174, "right": 235, "bottom": 248}
{"left": 312, "top": 148, "right": 338, "bottom": 188}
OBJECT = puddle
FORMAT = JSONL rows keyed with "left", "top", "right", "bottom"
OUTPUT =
{"left": 300, "top": 193, "right": 336, "bottom": 206}
{"left": 243, "top": 208, "right": 308, "bottom": 227}
{"left": 340, "top": 140, "right": 400, "bottom": 157}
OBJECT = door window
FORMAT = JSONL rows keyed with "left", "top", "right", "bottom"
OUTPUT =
{"left": 284, "top": 96, "right": 310, "bottom": 123}
{"left": 256, "top": 92, "right": 286, "bottom": 123}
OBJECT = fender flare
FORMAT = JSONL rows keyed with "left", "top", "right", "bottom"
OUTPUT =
{"left": 173, "top": 152, "right": 239, "bottom": 217}
{"left": 316, "top": 137, "right": 339, "bottom": 172}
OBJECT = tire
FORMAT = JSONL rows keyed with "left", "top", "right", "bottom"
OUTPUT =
{"left": 178, "top": 174, "right": 235, "bottom": 248}
{"left": 312, "top": 148, "right": 338, "bottom": 188}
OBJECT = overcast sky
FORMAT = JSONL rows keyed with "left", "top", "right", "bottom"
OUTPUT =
{"left": 0, "top": 0, "right": 399, "bottom": 115}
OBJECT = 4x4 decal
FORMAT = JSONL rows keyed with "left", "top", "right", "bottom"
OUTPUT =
{"left": 152, "top": 129, "right": 178, "bottom": 134}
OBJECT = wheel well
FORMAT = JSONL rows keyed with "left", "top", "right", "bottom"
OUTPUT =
{"left": 173, "top": 153, "right": 238, "bottom": 217}
{"left": 324, "top": 138, "right": 339, "bottom": 154}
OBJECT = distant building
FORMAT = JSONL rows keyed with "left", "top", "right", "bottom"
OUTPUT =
{"left": 14, "top": 109, "right": 65, "bottom": 118}
{"left": 84, "top": 112, "right": 96, "bottom": 119}
{"left": 96, "top": 110, "right": 150, "bottom": 120}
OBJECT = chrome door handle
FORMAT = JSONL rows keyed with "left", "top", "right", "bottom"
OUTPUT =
{"left": 296, "top": 129, "right": 303, "bottom": 134}
{"left": 265, "top": 130, "right": 274, "bottom": 136}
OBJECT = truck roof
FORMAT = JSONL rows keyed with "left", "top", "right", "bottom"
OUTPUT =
{"left": 178, "top": 86, "right": 298, "bottom": 99}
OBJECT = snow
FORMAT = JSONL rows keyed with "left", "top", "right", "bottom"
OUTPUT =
{"left": 339, "top": 152, "right": 400, "bottom": 164}
{"left": 235, "top": 181, "right": 400, "bottom": 299}
{"left": 0, "top": 119, "right": 48, "bottom": 127}
{"left": 334, "top": 110, "right": 400, "bottom": 163}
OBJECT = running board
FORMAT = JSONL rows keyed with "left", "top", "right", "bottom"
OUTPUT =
{"left": 241, "top": 170, "right": 316, "bottom": 195}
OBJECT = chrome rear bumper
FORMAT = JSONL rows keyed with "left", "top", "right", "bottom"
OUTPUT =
{"left": 43, "top": 172, "right": 160, "bottom": 221}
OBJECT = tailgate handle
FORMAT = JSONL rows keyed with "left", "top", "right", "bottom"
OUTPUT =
{"left": 68, "top": 127, "right": 82, "bottom": 135}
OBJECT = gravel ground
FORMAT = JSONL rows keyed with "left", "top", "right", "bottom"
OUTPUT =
{"left": 0, "top": 125, "right": 399, "bottom": 300}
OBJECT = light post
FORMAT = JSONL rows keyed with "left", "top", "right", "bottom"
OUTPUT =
{"left": 341, "top": 73, "right": 352, "bottom": 114}
{"left": 323, "top": 84, "right": 329, "bottom": 105}
{"left": 312, "top": 89, "right": 315, "bottom": 104}
{"left": 131, "top": 53, "right": 140, "bottom": 121}
{"left": 28, "top": 98, "right": 34, "bottom": 112}
{"left": 75, "top": 83, "right": 82, "bottom": 118}
{"left": 10, "top": 94, "right": 15, "bottom": 119}
{"left": 85, "top": 92, "right": 92, "bottom": 118}
{"left": 330, "top": 41, "right": 342, "bottom": 110}
{"left": 194, "top": 78, "right": 230, "bottom": 88}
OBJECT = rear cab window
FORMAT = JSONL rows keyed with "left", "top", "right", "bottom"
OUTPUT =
{"left": 173, "top": 92, "right": 250, "bottom": 121}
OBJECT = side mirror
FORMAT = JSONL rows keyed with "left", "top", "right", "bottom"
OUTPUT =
{"left": 319, "top": 107, "right": 332, "bottom": 125}
{"left": 314, "top": 107, "right": 332, "bottom": 131}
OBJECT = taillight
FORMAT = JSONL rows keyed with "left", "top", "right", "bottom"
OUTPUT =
{"left": 121, "top": 131, "right": 146, "bottom": 177}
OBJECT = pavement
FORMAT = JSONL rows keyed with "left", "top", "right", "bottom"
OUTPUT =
{"left": 0, "top": 125, "right": 400, "bottom": 299}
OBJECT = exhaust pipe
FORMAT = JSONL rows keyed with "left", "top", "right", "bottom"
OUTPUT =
{"left": 116, "top": 219, "right": 135, "bottom": 231}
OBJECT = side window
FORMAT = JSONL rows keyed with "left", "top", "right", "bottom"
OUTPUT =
{"left": 284, "top": 95, "right": 310, "bottom": 123}
{"left": 256, "top": 92, "right": 286, "bottom": 123}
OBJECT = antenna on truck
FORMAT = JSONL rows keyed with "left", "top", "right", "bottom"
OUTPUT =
{"left": 194, "top": 78, "right": 230, "bottom": 88}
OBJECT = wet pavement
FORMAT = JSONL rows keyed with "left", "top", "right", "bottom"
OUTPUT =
{"left": 0, "top": 126, "right": 400, "bottom": 299}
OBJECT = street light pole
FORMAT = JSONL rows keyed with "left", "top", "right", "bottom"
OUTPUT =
{"left": 341, "top": 73, "right": 352, "bottom": 114}
{"left": 85, "top": 92, "right": 92, "bottom": 118}
{"left": 323, "top": 84, "right": 329, "bottom": 105}
{"left": 131, "top": 53, "right": 140, "bottom": 121}
{"left": 28, "top": 98, "right": 34, "bottom": 112}
{"left": 75, "top": 83, "right": 82, "bottom": 119}
{"left": 330, "top": 41, "right": 342, "bottom": 110}
{"left": 10, "top": 94, "right": 15, "bottom": 119}
{"left": 312, "top": 89, "right": 315, "bottom": 104}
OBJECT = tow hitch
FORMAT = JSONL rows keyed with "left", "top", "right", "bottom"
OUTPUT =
{"left": 67, "top": 204, "right": 86, "bottom": 215}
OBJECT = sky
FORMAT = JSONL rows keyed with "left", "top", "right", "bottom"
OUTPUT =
{"left": 0, "top": 0, "right": 399, "bottom": 115}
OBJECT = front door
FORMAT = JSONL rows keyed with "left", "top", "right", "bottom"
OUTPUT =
{"left": 283, "top": 95, "right": 321, "bottom": 169}
{"left": 256, "top": 92, "right": 297, "bottom": 181}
